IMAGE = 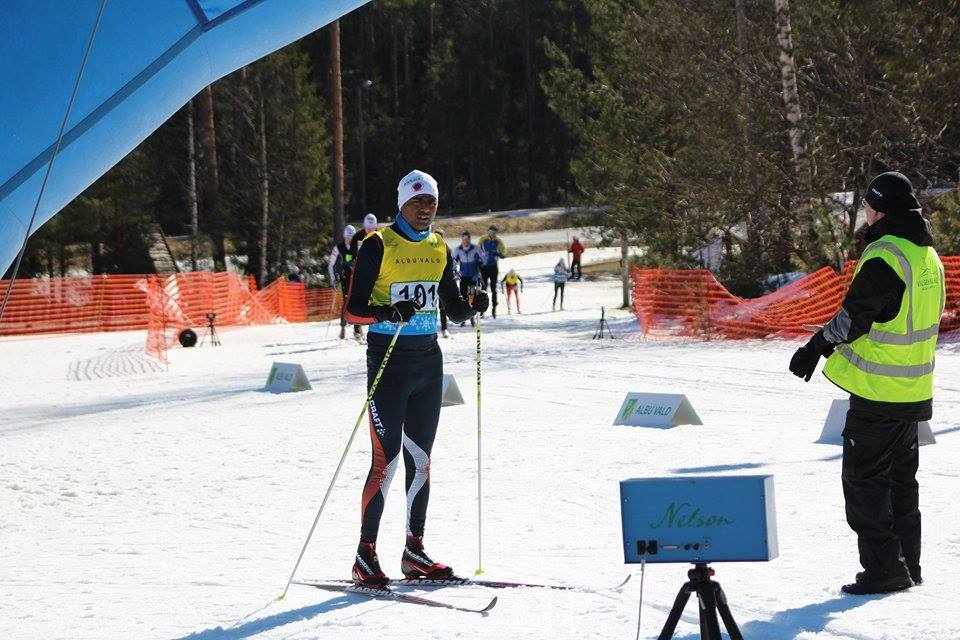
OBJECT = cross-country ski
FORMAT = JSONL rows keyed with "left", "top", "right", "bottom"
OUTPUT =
{"left": 293, "top": 581, "right": 498, "bottom": 614}
{"left": 301, "top": 574, "right": 632, "bottom": 592}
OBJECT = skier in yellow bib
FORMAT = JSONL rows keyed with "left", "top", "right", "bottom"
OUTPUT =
{"left": 499, "top": 269, "right": 524, "bottom": 314}
{"left": 345, "top": 170, "right": 489, "bottom": 587}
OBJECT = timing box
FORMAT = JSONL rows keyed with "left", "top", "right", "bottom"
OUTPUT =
{"left": 620, "top": 475, "right": 778, "bottom": 564}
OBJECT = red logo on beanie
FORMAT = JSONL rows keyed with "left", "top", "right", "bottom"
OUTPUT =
{"left": 413, "top": 182, "right": 423, "bottom": 191}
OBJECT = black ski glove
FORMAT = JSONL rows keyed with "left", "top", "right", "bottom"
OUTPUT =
{"left": 789, "top": 332, "right": 833, "bottom": 382}
{"left": 789, "top": 344, "right": 820, "bottom": 382}
{"left": 377, "top": 299, "right": 420, "bottom": 323}
{"left": 471, "top": 290, "right": 490, "bottom": 315}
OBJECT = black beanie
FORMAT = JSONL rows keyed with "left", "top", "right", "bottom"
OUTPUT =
{"left": 864, "top": 171, "right": 921, "bottom": 218}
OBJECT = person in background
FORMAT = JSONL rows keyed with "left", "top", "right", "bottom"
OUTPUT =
{"left": 287, "top": 265, "right": 302, "bottom": 283}
{"left": 344, "top": 169, "right": 489, "bottom": 587}
{"left": 453, "top": 230, "right": 483, "bottom": 327}
{"left": 499, "top": 268, "right": 524, "bottom": 314}
{"left": 329, "top": 224, "right": 361, "bottom": 340}
{"left": 569, "top": 236, "right": 586, "bottom": 280}
{"left": 789, "top": 171, "right": 945, "bottom": 595}
{"left": 479, "top": 225, "right": 507, "bottom": 318}
{"left": 552, "top": 257, "right": 570, "bottom": 311}
{"left": 351, "top": 213, "right": 379, "bottom": 255}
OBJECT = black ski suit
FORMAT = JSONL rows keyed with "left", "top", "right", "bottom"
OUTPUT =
{"left": 345, "top": 223, "right": 474, "bottom": 541}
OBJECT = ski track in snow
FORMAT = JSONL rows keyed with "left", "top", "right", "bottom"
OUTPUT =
{"left": 1, "top": 248, "right": 959, "bottom": 640}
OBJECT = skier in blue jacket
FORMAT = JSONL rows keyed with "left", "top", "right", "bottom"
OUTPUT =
{"left": 454, "top": 231, "right": 483, "bottom": 326}
{"left": 479, "top": 226, "right": 507, "bottom": 318}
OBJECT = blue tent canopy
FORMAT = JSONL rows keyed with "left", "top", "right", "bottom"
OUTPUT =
{"left": 0, "top": 0, "right": 368, "bottom": 275}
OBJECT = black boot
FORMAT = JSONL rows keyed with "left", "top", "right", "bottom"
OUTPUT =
{"left": 352, "top": 541, "right": 389, "bottom": 588}
{"left": 842, "top": 570, "right": 913, "bottom": 595}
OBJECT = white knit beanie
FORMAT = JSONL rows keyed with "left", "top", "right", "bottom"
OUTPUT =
{"left": 396, "top": 170, "right": 439, "bottom": 211}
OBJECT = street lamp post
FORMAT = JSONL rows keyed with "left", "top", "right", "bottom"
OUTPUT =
{"left": 357, "top": 79, "right": 372, "bottom": 214}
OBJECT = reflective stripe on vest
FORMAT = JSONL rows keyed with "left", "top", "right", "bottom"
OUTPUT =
{"left": 834, "top": 344, "right": 935, "bottom": 378}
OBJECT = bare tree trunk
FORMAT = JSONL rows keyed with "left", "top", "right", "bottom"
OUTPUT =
{"left": 196, "top": 86, "right": 225, "bottom": 271}
{"left": 523, "top": 0, "right": 537, "bottom": 207}
{"left": 257, "top": 79, "right": 270, "bottom": 288}
{"left": 621, "top": 231, "right": 630, "bottom": 309}
{"left": 329, "top": 21, "right": 345, "bottom": 238}
{"left": 736, "top": 0, "right": 766, "bottom": 258}
{"left": 402, "top": 16, "right": 411, "bottom": 111}
{"left": 468, "top": 71, "right": 479, "bottom": 203}
{"left": 276, "top": 208, "right": 286, "bottom": 273}
{"left": 774, "top": 0, "right": 819, "bottom": 266}
{"left": 186, "top": 100, "right": 199, "bottom": 272}
{"left": 391, "top": 24, "right": 399, "bottom": 116}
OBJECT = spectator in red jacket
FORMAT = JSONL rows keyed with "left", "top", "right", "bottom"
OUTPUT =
{"left": 569, "top": 236, "right": 586, "bottom": 280}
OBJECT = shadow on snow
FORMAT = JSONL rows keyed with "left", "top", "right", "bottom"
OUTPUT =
{"left": 173, "top": 595, "right": 361, "bottom": 639}
{"left": 670, "top": 594, "right": 874, "bottom": 640}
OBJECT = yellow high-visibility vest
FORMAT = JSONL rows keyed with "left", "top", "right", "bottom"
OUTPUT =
{"left": 823, "top": 235, "right": 945, "bottom": 402}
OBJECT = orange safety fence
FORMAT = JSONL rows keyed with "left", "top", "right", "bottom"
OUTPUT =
{"left": 0, "top": 273, "right": 344, "bottom": 363}
{"left": 305, "top": 286, "right": 343, "bottom": 320}
{"left": 0, "top": 274, "right": 151, "bottom": 336}
{"left": 631, "top": 256, "right": 960, "bottom": 340}
{"left": 141, "top": 275, "right": 342, "bottom": 362}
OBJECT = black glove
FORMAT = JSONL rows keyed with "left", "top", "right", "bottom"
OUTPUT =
{"left": 789, "top": 344, "right": 820, "bottom": 382}
{"left": 471, "top": 290, "right": 490, "bottom": 315}
{"left": 378, "top": 300, "right": 420, "bottom": 323}
{"left": 790, "top": 330, "right": 837, "bottom": 381}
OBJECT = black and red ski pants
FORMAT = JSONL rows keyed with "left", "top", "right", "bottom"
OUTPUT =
{"left": 360, "top": 335, "right": 443, "bottom": 542}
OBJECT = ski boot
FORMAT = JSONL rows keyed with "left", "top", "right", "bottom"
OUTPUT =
{"left": 441, "top": 328, "right": 450, "bottom": 338}
{"left": 353, "top": 325, "right": 365, "bottom": 343}
{"left": 401, "top": 535, "right": 455, "bottom": 580}
{"left": 339, "top": 326, "right": 347, "bottom": 340}
{"left": 352, "top": 541, "right": 389, "bottom": 588}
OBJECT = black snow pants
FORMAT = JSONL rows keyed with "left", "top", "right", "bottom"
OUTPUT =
{"left": 842, "top": 406, "right": 920, "bottom": 579}
{"left": 360, "top": 336, "right": 443, "bottom": 542}
{"left": 480, "top": 265, "right": 499, "bottom": 313}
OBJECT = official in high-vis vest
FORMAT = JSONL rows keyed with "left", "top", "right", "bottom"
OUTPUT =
{"left": 344, "top": 170, "right": 489, "bottom": 588}
{"left": 789, "top": 171, "right": 945, "bottom": 596}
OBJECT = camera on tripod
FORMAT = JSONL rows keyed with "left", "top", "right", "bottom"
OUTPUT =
{"left": 201, "top": 312, "right": 221, "bottom": 346}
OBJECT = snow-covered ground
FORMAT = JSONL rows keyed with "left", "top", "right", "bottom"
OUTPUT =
{"left": 2, "top": 250, "right": 959, "bottom": 640}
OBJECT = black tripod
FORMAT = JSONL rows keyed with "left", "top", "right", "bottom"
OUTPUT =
{"left": 200, "top": 312, "right": 221, "bottom": 347}
{"left": 658, "top": 564, "right": 742, "bottom": 640}
{"left": 592, "top": 306, "right": 615, "bottom": 339}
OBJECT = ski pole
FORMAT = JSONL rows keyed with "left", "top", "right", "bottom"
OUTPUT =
{"left": 278, "top": 320, "right": 405, "bottom": 600}
{"left": 474, "top": 309, "right": 484, "bottom": 575}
